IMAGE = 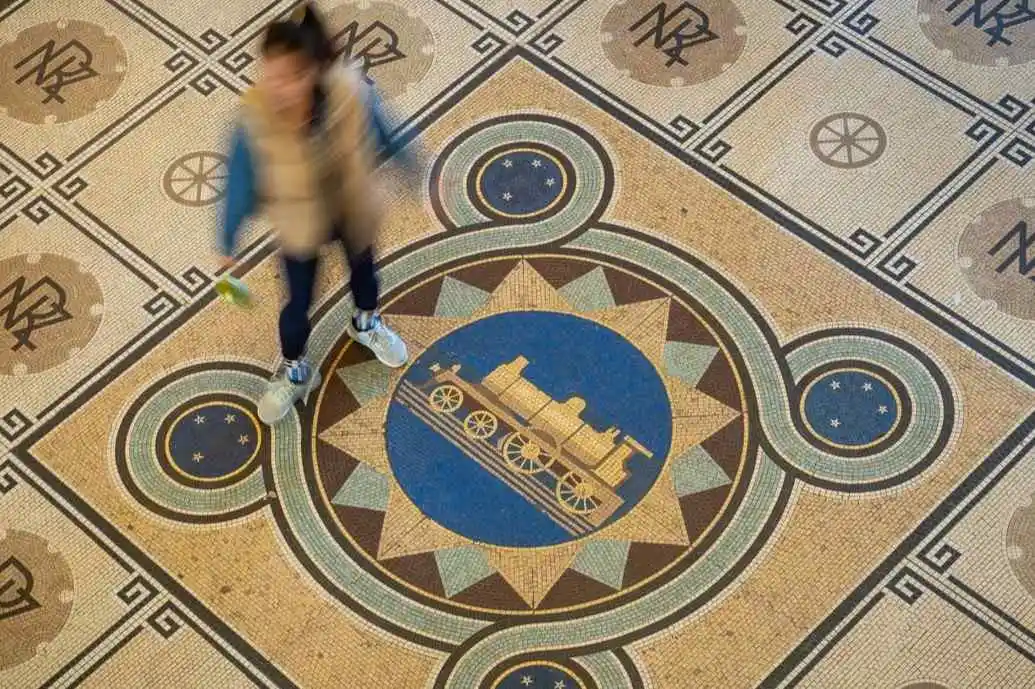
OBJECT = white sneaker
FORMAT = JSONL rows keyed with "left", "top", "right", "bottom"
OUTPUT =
{"left": 257, "top": 363, "right": 322, "bottom": 425}
{"left": 351, "top": 315, "right": 408, "bottom": 368}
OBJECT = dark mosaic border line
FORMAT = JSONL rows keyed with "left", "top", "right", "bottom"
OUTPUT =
{"left": 764, "top": 415, "right": 1035, "bottom": 687}
{"left": 0, "top": 159, "right": 31, "bottom": 216}
{"left": 613, "top": 648, "right": 646, "bottom": 689}
{"left": 450, "top": 0, "right": 539, "bottom": 36}
{"left": 43, "top": 578, "right": 158, "bottom": 689}
{"left": 945, "top": 575, "right": 1035, "bottom": 651}
{"left": 139, "top": 601, "right": 280, "bottom": 686}
{"left": 63, "top": 625, "right": 145, "bottom": 688}
{"left": 2, "top": 460, "right": 136, "bottom": 572}
{"left": 888, "top": 568, "right": 1035, "bottom": 664}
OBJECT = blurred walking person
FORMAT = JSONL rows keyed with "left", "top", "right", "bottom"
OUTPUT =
{"left": 218, "top": 3, "right": 407, "bottom": 425}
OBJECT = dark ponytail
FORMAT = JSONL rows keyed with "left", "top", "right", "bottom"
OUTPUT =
{"left": 262, "top": 3, "right": 335, "bottom": 68}
{"left": 296, "top": 3, "right": 335, "bottom": 67}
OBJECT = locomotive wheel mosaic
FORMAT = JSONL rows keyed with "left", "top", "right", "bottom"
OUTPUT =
{"left": 5, "top": 2, "right": 1035, "bottom": 689}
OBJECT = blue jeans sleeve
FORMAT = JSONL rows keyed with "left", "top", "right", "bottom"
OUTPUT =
{"left": 219, "top": 124, "right": 258, "bottom": 257}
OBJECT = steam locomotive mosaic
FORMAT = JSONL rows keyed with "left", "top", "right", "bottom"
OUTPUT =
{"left": 394, "top": 356, "right": 655, "bottom": 536}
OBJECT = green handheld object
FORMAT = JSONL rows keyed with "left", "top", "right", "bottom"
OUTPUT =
{"left": 215, "top": 275, "right": 252, "bottom": 307}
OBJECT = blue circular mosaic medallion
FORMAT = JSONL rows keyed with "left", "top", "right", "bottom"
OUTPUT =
{"left": 802, "top": 369, "right": 900, "bottom": 449}
{"left": 473, "top": 144, "right": 573, "bottom": 219}
{"left": 493, "top": 662, "right": 585, "bottom": 689}
{"left": 164, "top": 402, "right": 261, "bottom": 482}
{"left": 386, "top": 311, "right": 672, "bottom": 548}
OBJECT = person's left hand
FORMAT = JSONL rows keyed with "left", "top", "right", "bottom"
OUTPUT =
{"left": 217, "top": 255, "right": 235, "bottom": 273}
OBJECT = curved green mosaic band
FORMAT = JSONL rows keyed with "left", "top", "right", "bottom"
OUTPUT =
{"left": 578, "top": 651, "right": 637, "bottom": 689}
{"left": 783, "top": 335, "right": 947, "bottom": 484}
{"left": 571, "top": 230, "right": 952, "bottom": 487}
{"left": 123, "top": 370, "right": 268, "bottom": 516}
{"left": 444, "top": 453, "right": 786, "bottom": 688}
{"left": 437, "top": 117, "right": 606, "bottom": 236}
{"left": 278, "top": 222, "right": 948, "bottom": 671}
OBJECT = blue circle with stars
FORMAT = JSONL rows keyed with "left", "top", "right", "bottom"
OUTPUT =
{"left": 802, "top": 369, "right": 900, "bottom": 449}
{"left": 386, "top": 311, "right": 672, "bottom": 548}
{"left": 492, "top": 662, "right": 585, "bottom": 689}
{"left": 165, "top": 402, "right": 261, "bottom": 482}
{"left": 474, "top": 145, "right": 572, "bottom": 219}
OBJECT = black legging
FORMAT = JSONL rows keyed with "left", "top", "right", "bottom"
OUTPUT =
{"left": 279, "top": 228, "right": 378, "bottom": 361}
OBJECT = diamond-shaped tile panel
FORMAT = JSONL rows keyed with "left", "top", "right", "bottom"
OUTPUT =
{"left": 558, "top": 266, "right": 617, "bottom": 312}
{"left": 434, "top": 546, "right": 495, "bottom": 598}
{"left": 332, "top": 464, "right": 391, "bottom": 512}
{"left": 569, "top": 540, "right": 631, "bottom": 590}
{"left": 670, "top": 445, "right": 732, "bottom": 498}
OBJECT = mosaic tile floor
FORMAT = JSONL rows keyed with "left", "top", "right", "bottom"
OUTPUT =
{"left": 2, "top": 1, "right": 1035, "bottom": 688}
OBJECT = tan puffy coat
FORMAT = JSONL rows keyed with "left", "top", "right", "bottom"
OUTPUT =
{"left": 240, "top": 65, "right": 380, "bottom": 258}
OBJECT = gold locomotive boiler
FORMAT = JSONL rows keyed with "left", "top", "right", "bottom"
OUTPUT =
{"left": 411, "top": 356, "right": 653, "bottom": 526}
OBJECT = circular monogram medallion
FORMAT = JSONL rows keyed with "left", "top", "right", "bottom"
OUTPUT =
{"left": 0, "top": 253, "right": 104, "bottom": 376}
{"left": 0, "top": 20, "right": 127, "bottom": 124}
{"left": 601, "top": 0, "right": 748, "bottom": 87}
{"left": 918, "top": 1, "right": 1035, "bottom": 66}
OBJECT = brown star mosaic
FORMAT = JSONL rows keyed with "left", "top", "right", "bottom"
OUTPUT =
{"left": 312, "top": 254, "right": 748, "bottom": 615}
